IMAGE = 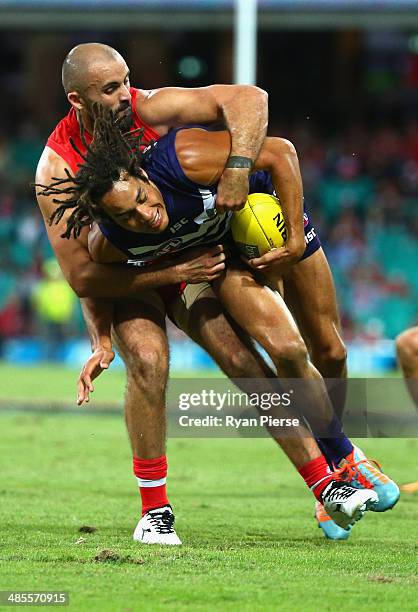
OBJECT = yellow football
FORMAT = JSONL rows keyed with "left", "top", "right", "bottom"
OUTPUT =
{"left": 231, "top": 193, "right": 287, "bottom": 259}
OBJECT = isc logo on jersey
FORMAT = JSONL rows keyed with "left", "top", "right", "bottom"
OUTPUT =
{"left": 231, "top": 193, "right": 287, "bottom": 259}
{"left": 170, "top": 218, "right": 188, "bottom": 234}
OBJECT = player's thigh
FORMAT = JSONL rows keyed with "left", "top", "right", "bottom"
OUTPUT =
{"left": 169, "top": 281, "right": 248, "bottom": 356}
{"left": 284, "top": 248, "right": 345, "bottom": 356}
{"left": 112, "top": 291, "right": 169, "bottom": 378}
{"left": 213, "top": 262, "right": 305, "bottom": 356}
{"left": 168, "top": 282, "right": 270, "bottom": 375}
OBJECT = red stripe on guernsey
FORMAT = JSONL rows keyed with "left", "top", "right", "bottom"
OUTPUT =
{"left": 46, "top": 87, "right": 161, "bottom": 175}
{"left": 298, "top": 455, "right": 334, "bottom": 502}
{"left": 133, "top": 455, "right": 169, "bottom": 515}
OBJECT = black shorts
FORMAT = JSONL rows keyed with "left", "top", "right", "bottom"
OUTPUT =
{"left": 301, "top": 208, "right": 321, "bottom": 261}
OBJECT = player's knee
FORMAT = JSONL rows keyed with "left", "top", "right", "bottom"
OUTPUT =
{"left": 269, "top": 338, "right": 309, "bottom": 371}
{"left": 124, "top": 345, "right": 168, "bottom": 386}
{"left": 396, "top": 328, "right": 418, "bottom": 365}
{"left": 221, "top": 348, "right": 255, "bottom": 378}
{"left": 316, "top": 339, "right": 347, "bottom": 371}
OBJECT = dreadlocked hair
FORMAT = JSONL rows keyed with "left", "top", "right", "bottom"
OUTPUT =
{"left": 35, "top": 103, "right": 151, "bottom": 239}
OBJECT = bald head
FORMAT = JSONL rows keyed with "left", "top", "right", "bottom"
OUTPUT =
{"left": 62, "top": 43, "right": 125, "bottom": 94}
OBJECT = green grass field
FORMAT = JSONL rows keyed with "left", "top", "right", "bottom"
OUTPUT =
{"left": 1, "top": 364, "right": 418, "bottom": 611}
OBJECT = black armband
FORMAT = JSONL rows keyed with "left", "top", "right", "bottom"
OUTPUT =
{"left": 225, "top": 156, "right": 253, "bottom": 170}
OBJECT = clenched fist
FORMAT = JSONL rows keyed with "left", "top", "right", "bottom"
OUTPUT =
{"left": 216, "top": 168, "right": 250, "bottom": 213}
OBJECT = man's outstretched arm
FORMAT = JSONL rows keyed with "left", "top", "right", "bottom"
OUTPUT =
{"left": 77, "top": 298, "right": 115, "bottom": 405}
{"left": 139, "top": 85, "right": 269, "bottom": 212}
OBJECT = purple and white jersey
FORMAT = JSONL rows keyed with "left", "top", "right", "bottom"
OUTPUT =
{"left": 98, "top": 126, "right": 321, "bottom": 264}
{"left": 98, "top": 127, "right": 233, "bottom": 264}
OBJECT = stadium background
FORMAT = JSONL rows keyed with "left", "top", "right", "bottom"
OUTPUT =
{"left": 1, "top": 0, "right": 418, "bottom": 376}
{"left": 0, "top": 3, "right": 417, "bottom": 611}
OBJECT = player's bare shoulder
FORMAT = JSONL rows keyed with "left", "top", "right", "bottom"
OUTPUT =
{"left": 35, "top": 147, "right": 71, "bottom": 220}
{"left": 133, "top": 88, "right": 169, "bottom": 136}
{"left": 175, "top": 128, "right": 231, "bottom": 186}
{"left": 36, "top": 145, "right": 63, "bottom": 182}
{"left": 133, "top": 87, "right": 153, "bottom": 108}
{"left": 35, "top": 146, "right": 91, "bottom": 256}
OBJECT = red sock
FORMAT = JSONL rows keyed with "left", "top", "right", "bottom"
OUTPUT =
{"left": 298, "top": 455, "right": 334, "bottom": 502}
{"left": 133, "top": 455, "right": 169, "bottom": 515}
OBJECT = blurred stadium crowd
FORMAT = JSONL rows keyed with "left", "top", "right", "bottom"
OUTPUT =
{"left": 0, "top": 28, "right": 417, "bottom": 366}
{"left": 294, "top": 119, "right": 418, "bottom": 341}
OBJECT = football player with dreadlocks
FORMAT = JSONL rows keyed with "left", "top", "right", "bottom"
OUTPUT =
{"left": 36, "top": 105, "right": 399, "bottom": 544}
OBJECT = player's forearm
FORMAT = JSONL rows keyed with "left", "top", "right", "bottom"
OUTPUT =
{"left": 269, "top": 140, "right": 305, "bottom": 250}
{"left": 220, "top": 86, "right": 268, "bottom": 161}
{"left": 69, "top": 259, "right": 179, "bottom": 299}
{"left": 81, "top": 298, "right": 114, "bottom": 350}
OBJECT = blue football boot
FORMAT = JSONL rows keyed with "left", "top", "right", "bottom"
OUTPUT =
{"left": 315, "top": 501, "right": 352, "bottom": 540}
{"left": 337, "top": 445, "right": 400, "bottom": 512}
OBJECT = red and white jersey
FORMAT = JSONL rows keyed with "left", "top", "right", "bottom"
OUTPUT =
{"left": 46, "top": 87, "right": 160, "bottom": 174}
